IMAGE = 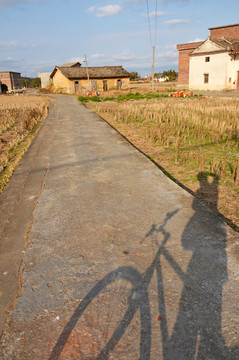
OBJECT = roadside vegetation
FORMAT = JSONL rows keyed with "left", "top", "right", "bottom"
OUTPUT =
{"left": 78, "top": 91, "right": 199, "bottom": 103}
{"left": 86, "top": 95, "right": 239, "bottom": 230}
{"left": 0, "top": 95, "right": 50, "bottom": 192}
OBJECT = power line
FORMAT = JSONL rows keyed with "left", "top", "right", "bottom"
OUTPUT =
{"left": 146, "top": 0, "right": 152, "bottom": 47}
{"left": 155, "top": 0, "right": 158, "bottom": 46}
{"left": 146, "top": 0, "right": 158, "bottom": 47}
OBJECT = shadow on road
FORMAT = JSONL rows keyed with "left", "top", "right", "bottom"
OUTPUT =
{"left": 48, "top": 172, "right": 238, "bottom": 360}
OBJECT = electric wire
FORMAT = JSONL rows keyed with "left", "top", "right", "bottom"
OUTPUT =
{"left": 146, "top": 0, "right": 158, "bottom": 47}
{"left": 155, "top": 0, "right": 158, "bottom": 46}
{"left": 146, "top": 0, "right": 152, "bottom": 47}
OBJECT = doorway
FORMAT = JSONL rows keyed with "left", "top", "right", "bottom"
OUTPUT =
{"left": 74, "top": 81, "right": 79, "bottom": 93}
{"left": 117, "top": 79, "right": 122, "bottom": 90}
{"left": 103, "top": 80, "right": 108, "bottom": 91}
{"left": 237, "top": 72, "right": 239, "bottom": 90}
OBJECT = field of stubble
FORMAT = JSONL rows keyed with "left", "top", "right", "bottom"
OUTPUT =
{"left": 87, "top": 96, "right": 239, "bottom": 230}
{"left": 0, "top": 95, "right": 50, "bottom": 192}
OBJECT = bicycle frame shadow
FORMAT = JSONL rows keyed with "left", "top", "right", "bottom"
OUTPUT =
{"left": 48, "top": 172, "right": 238, "bottom": 360}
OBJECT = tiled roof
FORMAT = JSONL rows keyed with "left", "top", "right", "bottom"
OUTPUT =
{"left": 61, "top": 62, "right": 82, "bottom": 68}
{"left": 51, "top": 66, "right": 130, "bottom": 79}
{"left": 210, "top": 37, "right": 239, "bottom": 50}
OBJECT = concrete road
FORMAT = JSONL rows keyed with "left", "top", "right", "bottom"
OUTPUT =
{"left": 0, "top": 95, "right": 238, "bottom": 360}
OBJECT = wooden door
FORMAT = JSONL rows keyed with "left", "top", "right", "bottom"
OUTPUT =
{"left": 74, "top": 81, "right": 79, "bottom": 93}
{"left": 117, "top": 79, "right": 122, "bottom": 90}
{"left": 103, "top": 80, "right": 108, "bottom": 91}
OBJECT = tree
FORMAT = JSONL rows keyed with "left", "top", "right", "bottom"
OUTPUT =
{"left": 21, "top": 77, "right": 30, "bottom": 88}
{"left": 129, "top": 72, "right": 140, "bottom": 80}
{"left": 31, "top": 77, "right": 41, "bottom": 88}
{"left": 162, "top": 69, "right": 178, "bottom": 81}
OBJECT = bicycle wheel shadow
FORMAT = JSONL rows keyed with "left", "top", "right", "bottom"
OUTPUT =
{"left": 164, "top": 172, "right": 238, "bottom": 360}
{"left": 48, "top": 171, "right": 238, "bottom": 360}
{"left": 48, "top": 266, "right": 152, "bottom": 360}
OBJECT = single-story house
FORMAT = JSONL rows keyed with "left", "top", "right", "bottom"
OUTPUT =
{"left": 50, "top": 62, "right": 130, "bottom": 94}
{"left": 177, "top": 23, "right": 239, "bottom": 90}
{"left": 0, "top": 71, "right": 22, "bottom": 91}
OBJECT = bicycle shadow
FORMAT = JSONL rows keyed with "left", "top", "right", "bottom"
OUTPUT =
{"left": 163, "top": 172, "right": 233, "bottom": 359}
{"left": 48, "top": 172, "right": 238, "bottom": 360}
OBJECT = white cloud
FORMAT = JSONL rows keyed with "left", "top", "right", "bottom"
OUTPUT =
{"left": 0, "top": 41, "right": 36, "bottom": 48}
{"left": 191, "top": 38, "right": 204, "bottom": 42}
{"left": 0, "top": 0, "right": 47, "bottom": 7}
{"left": 112, "top": 51, "right": 137, "bottom": 61}
{"left": 142, "top": 11, "right": 166, "bottom": 18}
{"left": 86, "top": 47, "right": 178, "bottom": 73}
{"left": 164, "top": 19, "right": 190, "bottom": 25}
{"left": 0, "top": 56, "right": 56, "bottom": 76}
{"left": 90, "top": 53, "right": 106, "bottom": 59}
{"left": 87, "top": 5, "right": 123, "bottom": 18}
{"left": 165, "top": 44, "right": 177, "bottom": 49}
{"left": 69, "top": 57, "right": 85, "bottom": 63}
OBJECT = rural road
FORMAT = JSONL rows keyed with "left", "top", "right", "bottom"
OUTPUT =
{"left": 0, "top": 95, "right": 238, "bottom": 359}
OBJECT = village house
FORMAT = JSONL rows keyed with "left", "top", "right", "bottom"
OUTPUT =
{"left": 0, "top": 71, "right": 22, "bottom": 92}
{"left": 50, "top": 62, "right": 130, "bottom": 94}
{"left": 177, "top": 23, "right": 239, "bottom": 90}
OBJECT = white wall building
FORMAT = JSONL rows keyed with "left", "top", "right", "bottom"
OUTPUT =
{"left": 37, "top": 72, "right": 51, "bottom": 88}
{"left": 189, "top": 37, "right": 239, "bottom": 90}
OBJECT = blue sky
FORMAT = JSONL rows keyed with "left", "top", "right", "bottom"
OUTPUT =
{"left": 0, "top": 0, "right": 239, "bottom": 77}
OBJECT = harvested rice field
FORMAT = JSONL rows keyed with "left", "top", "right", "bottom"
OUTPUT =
{"left": 86, "top": 96, "right": 239, "bottom": 230}
{"left": 0, "top": 95, "right": 50, "bottom": 192}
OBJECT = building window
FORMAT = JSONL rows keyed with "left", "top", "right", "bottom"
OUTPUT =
{"left": 229, "top": 77, "right": 232, "bottom": 83}
{"left": 75, "top": 81, "right": 79, "bottom": 84}
{"left": 204, "top": 74, "right": 209, "bottom": 83}
{"left": 205, "top": 57, "right": 210, "bottom": 62}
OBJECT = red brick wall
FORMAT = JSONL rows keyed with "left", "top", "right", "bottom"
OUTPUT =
{"left": 0, "top": 72, "right": 12, "bottom": 90}
{"left": 210, "top": 24, "right": 239, "bottom": 39}
{"left": 0, "top": 72, "right": 21, "bottom": 90}
{"left": 177, "top": 42, "right": 204, "bottom": 84}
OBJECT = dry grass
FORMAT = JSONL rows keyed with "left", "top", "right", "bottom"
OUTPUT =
{"left": 87, "top": 96, "right": 239, "bottom": 230}
{"left": 0, "top": 95, "right": 50, "bottom": 192}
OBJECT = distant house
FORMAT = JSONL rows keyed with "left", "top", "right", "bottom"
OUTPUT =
{"left": 177, "top": 23, "right": 239, "bottom": 90}
{"left": 154, "top": 75, "right": 169, "bottom": 83}
{"left": 50, "top": 62, "right": 130, "bottom": 94}
{"left": 0, "top": 71, "right": 21, "bottom": 92}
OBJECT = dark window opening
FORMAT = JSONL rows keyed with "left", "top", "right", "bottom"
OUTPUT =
{"left": 204, "top": 73, "right": 209, "bottom": 84}
{"left": 205, "top": 57, "right": 210, "bottom": 62}
{"left": 75, "top": 81, "right": 79, "bottom": 84}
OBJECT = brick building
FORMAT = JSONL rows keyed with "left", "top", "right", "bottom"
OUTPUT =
{"left": 177, "top": 24, "right": 239, "bottom": 87}
{"left": 0, "top": 71, "right": 22, "bottom": 91}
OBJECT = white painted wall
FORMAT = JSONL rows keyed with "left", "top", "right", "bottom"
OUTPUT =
{"left": 227, "top": 54, "right": 239, "bottom": 89}
{"left": 189, "top": 52, "right": 229, "bottom": 90}
{"left": 38, "top": 72, "right": 51, "bottom": 88}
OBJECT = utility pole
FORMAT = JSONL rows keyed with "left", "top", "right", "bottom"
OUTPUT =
{"left": 151, "top": 46, "right": 155, "bottom": 91}
{"left": 84, "top": 54, "right": 90, "bottom": 89}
